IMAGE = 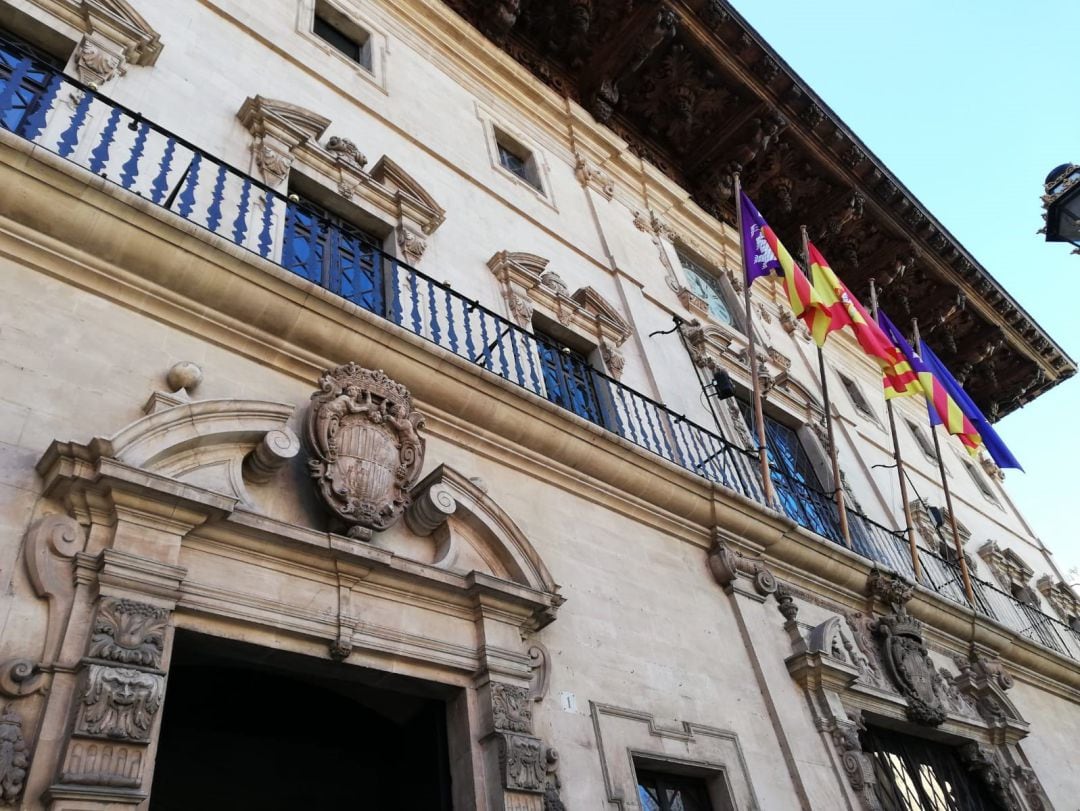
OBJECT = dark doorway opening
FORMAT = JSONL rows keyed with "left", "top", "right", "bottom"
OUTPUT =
{"left": 149, "top": 630, "right": 453, "bottom": 810}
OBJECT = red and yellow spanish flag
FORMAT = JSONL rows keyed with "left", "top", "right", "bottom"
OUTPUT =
{"left": 807, "top": 242, "right": 921, "bottom": 397}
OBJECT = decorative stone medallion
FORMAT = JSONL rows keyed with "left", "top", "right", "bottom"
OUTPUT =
{"left": 306, "top": 364, "right": 426, "bottom": 539}
{"left": 875, "top": 611, "right": 947, "bottom": 726}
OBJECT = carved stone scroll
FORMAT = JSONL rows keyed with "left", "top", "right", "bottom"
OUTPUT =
{"left": 24, "top": 513, "right": 86, "bottom": 669}
{"left": 242, "top": 427, "right": 301, "bottom": 484}
{"left": 708, "top": 536, "right": 777, "bottom": 598}
{"left": 305, "top": 364, "right": 426, "bottom": 539}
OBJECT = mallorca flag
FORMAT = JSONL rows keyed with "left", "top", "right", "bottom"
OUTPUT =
{"left": 739, "top": 193, "right": 846, "bottom": 344}
{"left": 807, "top": 242, "right": 920, "bottom": 397}
{"left": 919, "top": 342, "right": 1022, "bottom": 470}
{"left": 877, "top": 311, "right": 983, "bottom": 454}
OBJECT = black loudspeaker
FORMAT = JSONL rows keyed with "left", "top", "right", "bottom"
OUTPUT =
{"left": 712, "top": 369, "right": 736, "bottom": 400}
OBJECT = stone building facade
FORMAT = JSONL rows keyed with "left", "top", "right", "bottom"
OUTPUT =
{"left": 0, "top": 0, "right": 1076, "bottom": 809}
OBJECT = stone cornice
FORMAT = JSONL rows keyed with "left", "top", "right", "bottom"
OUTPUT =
{"left": 3, "top": 125, "right": 1078, "bottom": 693}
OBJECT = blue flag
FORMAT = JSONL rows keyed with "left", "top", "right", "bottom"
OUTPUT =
{"left": 919, "top": 342, "right": 1023, "bottom": 471}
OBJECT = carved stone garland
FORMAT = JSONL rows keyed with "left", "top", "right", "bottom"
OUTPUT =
{"left": 0, "top": 705, "right": 28, "bottom": 805}
{"left": 54, "top": 597, "right": 169, "bottom": 796}
{"left": 305, "top": 364, "right": 426, "bottom": 539}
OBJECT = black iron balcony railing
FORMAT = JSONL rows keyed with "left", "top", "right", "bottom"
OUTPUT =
{"left": 2, "top": 34, "right": 1078, "bottom": 661}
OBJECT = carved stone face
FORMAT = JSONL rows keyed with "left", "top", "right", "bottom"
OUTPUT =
{"left": 77, "top": 665, "right": 164, "bottom": 741}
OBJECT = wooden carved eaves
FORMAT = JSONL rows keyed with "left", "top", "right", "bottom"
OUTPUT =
{"left": 487, "top": 251, "right": 631, "bottom": 376}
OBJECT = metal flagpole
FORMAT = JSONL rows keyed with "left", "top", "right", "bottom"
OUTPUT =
{"left": 800, "top": 227, "right": 851, "bottom": 548}
{"left": 869, "top": 280, "right": 922, "bottom": 582}
{"left": 912, "top": 318, "right": 976, "bottom": 605}
{"left": 734, "top": 173, "right": 777, "bottom": 505}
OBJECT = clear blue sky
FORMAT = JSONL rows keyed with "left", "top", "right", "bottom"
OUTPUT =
{"left": 729, "top": 1, "right": 1080, "bottom": 578}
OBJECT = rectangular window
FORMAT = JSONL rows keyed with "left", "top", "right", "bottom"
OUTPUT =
{"left": 313, "top": 3, "right": 372, "bottom": 70}
{"left": 0, "top": 29, "right": 62, "bottom": 133}
{"left": 737, "top": 398, "right": 846, "bottom": 543}
{"left": 963, "top": 459, "right": 999, "bottom": 503}
{"left": 534, "top": 331, "right": 605, "bottom": 425}
{"left": 637, "top": 770, "right": 713, "bottom": 811}
{"left": 282, "top": 192, "right": 384, "bottom": 315}
{"left": 906, "top": 418, "right": 938, "bottom": 461}
{"left": 678, "top": 251, "right": 736, "bottom": 327}
{"left": 495, "top": 129, "right": 543, "bottom": 192}
{"left": 837, "top": 372, "right": 877, "bottom": 422}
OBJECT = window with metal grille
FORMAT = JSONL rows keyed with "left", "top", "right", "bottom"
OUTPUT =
{"left": 678, "top": 251, "right": 736, "bottom": 327}
{"left": 861, "top": 725, "right": 1005, "bottom": 811}
{"left": 535, "top": 332, "right": 605, "bottom": 425}
{"left": 0, "top": 30, "right": 62, "bottom": 134}
{"left": 636, "top": 769, "right": 713, "bottom": 811}
{"left": 282, "top": 193, "right": 385, "bottom": 316}
{"left": 737, "top": 398, "right": 843, "bottom": 542}
{"left": 313, "top": 2, "right": 372, "bottom": 70}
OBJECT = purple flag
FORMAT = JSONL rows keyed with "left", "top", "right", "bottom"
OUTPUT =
{"left": 739, "top": 191, "right": 783, "bottom": 287}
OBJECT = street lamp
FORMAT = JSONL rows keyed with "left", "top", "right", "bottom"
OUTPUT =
{"left": 1043, "top": 163, "right": 1080, "bottom": 251}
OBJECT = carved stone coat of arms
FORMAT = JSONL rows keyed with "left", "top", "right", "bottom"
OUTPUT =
{"left": 305, "top": 364, "right": 426, "bottom": 538}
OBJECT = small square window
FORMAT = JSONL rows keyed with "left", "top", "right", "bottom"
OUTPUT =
{"left": 963, "top": 459, "right": 999, "bottom": 504}
{"left": 837, "top": 372, "right": 877, "bottom": 422}
{"left": 494, "top": 129, "right": 543, "bottom": 192}
{"left": 906, "top": 418, "right": 937, "bottom": 461}
{"left": 678, "top": 251, "right": 736, "bottom": 327}
{"left": 313, "top": 2, "right": 372, "bottom": 70}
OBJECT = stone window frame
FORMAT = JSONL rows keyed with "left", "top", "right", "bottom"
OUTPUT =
{"left": 781, "top": 570, "right": 1051, "bottom": 811}
{"left": 904, "top": 417, "right": 939, "bottom": 463}
{"left": 977, "top": 541, "right": 1040, "bottom": 606}
{"left": 590, "top": 702, "right": 759, "bottom": 810}
{"left": 237, "top": 95, "right": 445, "bottom": 267}
{"left": 487, "top": 251, "right": 631, "bottom": 380}
{"left": 476, "top": 102, "right": 556, "bottom": 208}
{"left": 295, "top": 0, "right": 388, "bottom": 93}
{"left": 835, "top": 370, "right": 883, "bottom": 428}
{"left": 1035, "top": 575, "right": 1080, "bottom": 630}
{"left": 960, "top": 456, "right": 1001, "bottom": 507}
{"left": 2, "top": 0, "right": 162, "bottom": 89}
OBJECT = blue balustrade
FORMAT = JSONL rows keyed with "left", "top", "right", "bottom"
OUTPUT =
{"left": 2, "top": 32, "right": 1077, "bottom": 661}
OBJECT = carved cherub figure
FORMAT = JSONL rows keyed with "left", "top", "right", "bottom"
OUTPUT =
{"left": 317, "top": 385, "right": 372, "bottom": 455}
{"left": 386, "top": 401, "right": 420, "bottom": 446}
